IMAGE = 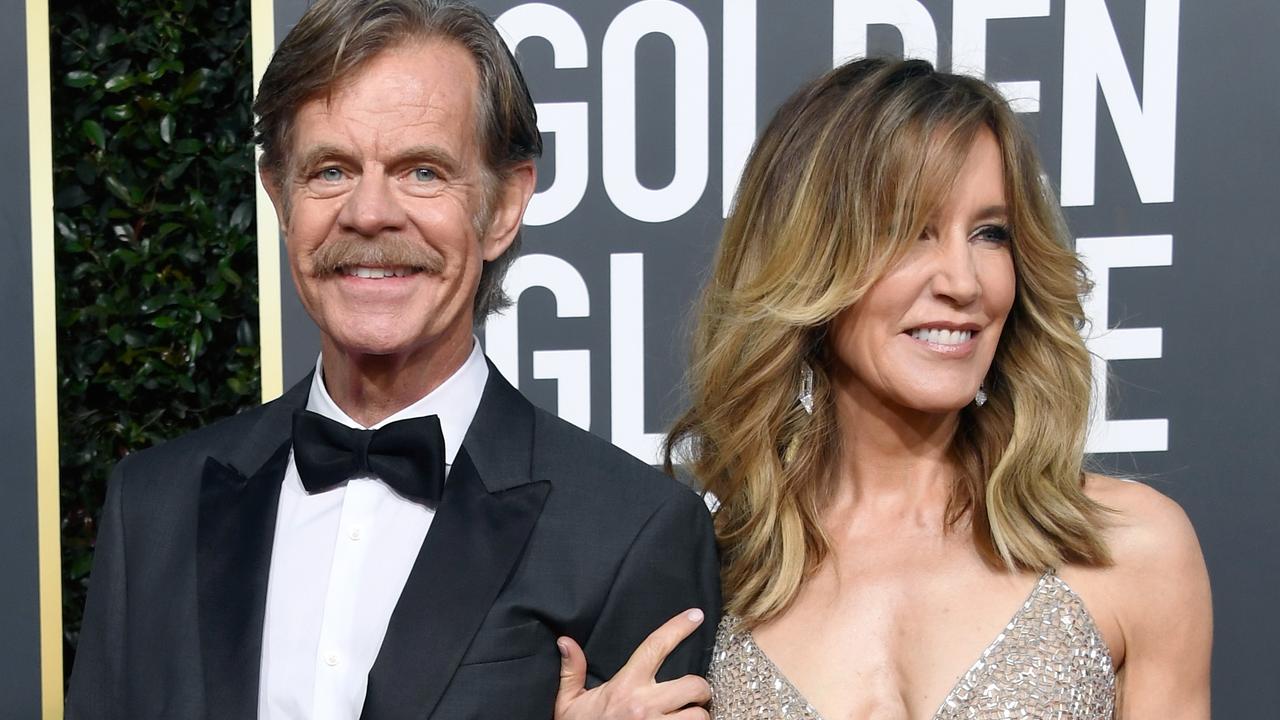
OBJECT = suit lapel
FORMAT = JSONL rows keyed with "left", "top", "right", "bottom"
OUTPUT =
{"left": 196, "top": 375, "right": 310, "bottom": 717}
{"left": 362, "top": 363, "right": 550, "bottom": 720}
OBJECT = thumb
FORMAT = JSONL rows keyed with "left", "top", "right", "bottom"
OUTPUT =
{"left": 554, "top": 636, "right": 589, "bottom": 714}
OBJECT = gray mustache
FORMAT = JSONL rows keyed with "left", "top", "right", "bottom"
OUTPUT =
{"left": 309, "top": 236, "right": 446, "bottom": 276}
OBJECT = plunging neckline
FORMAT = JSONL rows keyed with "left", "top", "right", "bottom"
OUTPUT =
{"left": 737, "top": 571, "right": 1096, "bottom": 720}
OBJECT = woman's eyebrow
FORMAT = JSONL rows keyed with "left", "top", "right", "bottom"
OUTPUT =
{"left": 972, "top": 204, "right": 1009, "bottom": 221}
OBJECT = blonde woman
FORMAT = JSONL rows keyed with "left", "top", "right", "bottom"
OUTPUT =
{"left": 554, "top": 58, "right": 1211, "bottom": 719}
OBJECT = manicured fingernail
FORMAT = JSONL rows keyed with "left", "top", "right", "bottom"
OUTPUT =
{"left": 557, "top": 639, "right": 569, "bottom": 658}
{"left": 687, "top": 608, "right": 704, "bottom": 623}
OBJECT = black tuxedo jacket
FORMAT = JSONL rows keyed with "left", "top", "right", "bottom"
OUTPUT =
{"left": 66, "top": 361, "right": 721, "bottom": 719}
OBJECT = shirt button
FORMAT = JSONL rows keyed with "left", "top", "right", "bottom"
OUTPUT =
{"left": 348, "top": 526, "right": 362, "bottom": 541}
{"left": 324, "top": 652, "right": 340, "bottom": 667}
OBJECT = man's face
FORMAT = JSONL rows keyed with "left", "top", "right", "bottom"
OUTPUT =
{"left": 265, "top": 40, "right": 532, "bottom": 364}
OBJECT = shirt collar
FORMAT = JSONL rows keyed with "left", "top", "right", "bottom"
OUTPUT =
{"left": 305, "top": 338, "right": 489, "bottom": 467}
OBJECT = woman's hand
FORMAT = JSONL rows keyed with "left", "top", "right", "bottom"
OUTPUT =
{"left": 554, "top": 609, "right": 712, "bottom": 720}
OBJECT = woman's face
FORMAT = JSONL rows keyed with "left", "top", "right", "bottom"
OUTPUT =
{"left": 829, "top": 127, "right": 1016, "bottom": 415}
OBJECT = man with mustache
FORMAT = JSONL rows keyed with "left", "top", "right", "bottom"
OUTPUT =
{"left": 64, "top": 1, "right": 720, "bottom": 718}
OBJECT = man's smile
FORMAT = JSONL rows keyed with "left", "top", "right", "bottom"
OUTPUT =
{"left": 338, "top": 265, "right": 424, "bottom": 279}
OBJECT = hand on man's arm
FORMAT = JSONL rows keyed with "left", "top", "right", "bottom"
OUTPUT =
{"left": 583, "top": 488, "right": 721, "bottom": 686}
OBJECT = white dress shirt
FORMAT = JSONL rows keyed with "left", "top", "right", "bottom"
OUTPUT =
{"left": 258, "top": 341, "right": 489, "bottom": 720}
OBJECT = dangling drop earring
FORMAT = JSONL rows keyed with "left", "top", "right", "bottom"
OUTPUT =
{"left": 974, "top": 383, "right": 988, "bottom": 407}
{"left": 798, "top": 364, "right": 815, "bottom": 415}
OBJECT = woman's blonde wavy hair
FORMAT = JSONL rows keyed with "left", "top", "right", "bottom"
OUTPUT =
{"left": 666, "top": 57, "right": 1109, "bottom": 626}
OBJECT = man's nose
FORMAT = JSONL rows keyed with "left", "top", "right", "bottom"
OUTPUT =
{"left": 337, "top": 172, "right": 408, "bottom": 237}
{"left": 930, "top": 233, "right": 982, "bottom": 306}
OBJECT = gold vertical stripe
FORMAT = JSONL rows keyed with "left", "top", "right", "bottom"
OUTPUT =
{"left": 252, "top": 0, "right": 283, "bottom": 402}
{"left": 26, "top": 0, "right": 63, "bottom": 717}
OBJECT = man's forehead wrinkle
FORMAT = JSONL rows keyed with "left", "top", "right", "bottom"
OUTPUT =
{"left": 295, "top": 102, "right": 464, "bottom": 151}
{"left": 324, "top": 72, "right": 471, "bottom": 129}
{"left": 285, "top": 39, "right": 484, "bottom": 180}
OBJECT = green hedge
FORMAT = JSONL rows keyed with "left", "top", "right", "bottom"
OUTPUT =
{"left": 51, "top": 0, "right": 260, "bottom": 678}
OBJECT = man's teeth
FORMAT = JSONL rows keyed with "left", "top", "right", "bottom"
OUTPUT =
{"left": 343, "top": 266, "right": 413, "bottom": 279}
{"left": 909, "top": 328, "right": 973, "bottom": 345}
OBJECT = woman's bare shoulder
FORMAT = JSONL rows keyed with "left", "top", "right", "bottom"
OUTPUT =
{"left": 1082, "top": 473, "right": 1203, "bottom": 574}
{"left": 1074, "top": 474, "right": 1211, "bottom": 674}
{"left": 1080, "top": 471, "right": 1208, "bottom": 632}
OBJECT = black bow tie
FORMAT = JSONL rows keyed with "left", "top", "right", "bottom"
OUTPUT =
{"left": 291, "top": 409, "right": 447, "bottom": 506}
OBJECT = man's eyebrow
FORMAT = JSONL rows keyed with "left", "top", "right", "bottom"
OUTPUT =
{"left": 293, "top": 144, "right": 352, "bottom": 174}
{"left": 293, "top": 144, "right": 464, "bottom": 174}
{"left": 389, "top": 144, "right": 462, "bottom": 173}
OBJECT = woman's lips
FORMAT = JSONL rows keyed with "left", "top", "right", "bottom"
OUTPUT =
{"left": 904, "top": 326, "right": 979, "bottom": 356}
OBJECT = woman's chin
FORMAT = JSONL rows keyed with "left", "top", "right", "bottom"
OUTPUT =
{"left": 881, "top": 389, "right": 982, "bottom": 416}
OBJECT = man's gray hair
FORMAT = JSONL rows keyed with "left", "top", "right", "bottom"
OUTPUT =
{"left": 253, "top": 0, "right": 542, "bottom": 319}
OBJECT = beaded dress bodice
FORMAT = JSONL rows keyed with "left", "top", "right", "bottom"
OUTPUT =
{"left": 708, "top": 572, "right": 1115, "bottom": 719}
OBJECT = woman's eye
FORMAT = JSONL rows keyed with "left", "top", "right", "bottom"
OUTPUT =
{"left": 318, "top": 167, "right": 344, "bottom": 183}
{"left": 975, "top": 224, "right": 1012, "bottom": 244}
{"left": 412, "top": 167, "right": 438, "bottom": 182}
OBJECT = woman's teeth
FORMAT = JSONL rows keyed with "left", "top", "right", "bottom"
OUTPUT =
{"left": 343, "top": 266, "right": 413, "bottom": 279}
{"left": 909, "top": 328, "right": 973, "bottom": 345}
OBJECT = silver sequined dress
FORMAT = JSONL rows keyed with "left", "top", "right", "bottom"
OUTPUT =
{"left": 708, "top": 572, "right": 1115, "bottom": 719}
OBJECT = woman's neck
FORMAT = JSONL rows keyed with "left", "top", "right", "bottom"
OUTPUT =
{"left": 827, "top": 373, "right": 961, "bottom": 530}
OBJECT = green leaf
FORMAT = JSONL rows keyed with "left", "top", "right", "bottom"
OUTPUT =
{"left": 174, "top": 138, "right": 202, "bottom": 154}
{"left": 159, "top": 114, "right": 174, "bottom": 144}
{"left": 64, "top": 70, "right": 97, "bottom": 88}
{"left": 179, "top": 69, "right": 208, "bottom": 97}
{"left": 55, "top": 214, "right": 78, "bottom": 241}
{"left": 68, "top": 553, "right": 94, "bottom": 579}
{"left": 74, "top": 158, "right": 96, "bottom": 185}
{"left": 155, "top": 222, "right": 184, "bottom": 240}
{"left": 81, "top": 119, "right": 106, "bottom": 148}
{"left": 188, "top": 328, "right": 204, "bottom": 358}
{"left": 72, "top": 262, "right": 97, "bottom": 280}
{"left": 236, "top": 319, "right": 255, "bottom": 347}
{"left": 152, "top": 316, "right": 177, "bottom": 329}
{"left": 103, "top": 175, "right": 132, "bottom": 204}
{"left": 160, "top": 157, "right": 192, "bottom": 186}
{"left": 229, "top": 200, "right": 252, "bottom": 231}
{"left": 151, "top": 58, "right": 184, "bottom": 75}
{"left": 138, "top": 295, "right": 170, "bottom": 313}
{"left": 55, "top": 184, "right": 90, "bottom": 209}
{"left": 104, "top": 104, "right": 133, "bottom": 121}
{"left": 103, "top": 74, "right": 134, "bottom": 92}
{"left": 218, "top": 264, "right": 243, "bottom": 288}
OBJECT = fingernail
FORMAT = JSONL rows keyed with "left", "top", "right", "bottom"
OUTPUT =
{"left": 686, "top": 608, "right": 704, "bottom": 623}
{"left": 557, "top": 639, "right": 569, "bottom": 658}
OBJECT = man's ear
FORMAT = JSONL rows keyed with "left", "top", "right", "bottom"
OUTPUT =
{"left": 259, "top": 164, "right": 289, "bottom": 230}
{"left": 481, "top": 161, "right": 536, "bottom": 262}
